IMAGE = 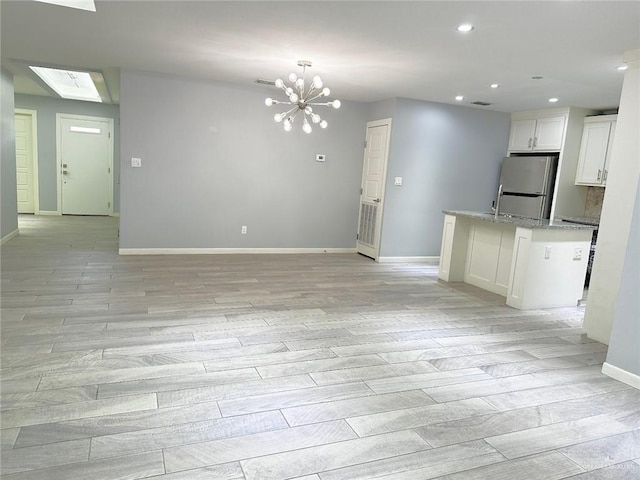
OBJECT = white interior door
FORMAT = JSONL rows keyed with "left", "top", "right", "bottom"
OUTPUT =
{"left": 15, "top": 111, "right": 37, "bottom": 213}
{"left": 357, "top": 119, "right": 392, "bottom": 260}
{"left": 58, "top": 114, "right": 113, "bottom": 215}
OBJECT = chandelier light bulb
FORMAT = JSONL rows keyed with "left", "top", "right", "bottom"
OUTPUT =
{"left": 265, "top": 61, "right": 339, "bottom": 133}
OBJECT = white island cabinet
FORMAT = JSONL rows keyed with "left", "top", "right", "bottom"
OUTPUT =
{"left": 439, "top": 211, "right": 595, "bottom": 309}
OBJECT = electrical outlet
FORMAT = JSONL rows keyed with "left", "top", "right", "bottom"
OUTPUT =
{"left": 241, "top": 226, "right": 247, "bottom": 235}
{"left": 573, "top": 247, "right": 583, "bottom": 261}
{"left": 316, "top": 154, "right": 326, "bottom": 162}
{"left": 394, "top": 177, "right": 403, "bottom": 186}
{"left": 544, "top": 246, "right": 551, "bottom": 259}
{"left": 131, "top": 157, "right": 142, "bottom": 168}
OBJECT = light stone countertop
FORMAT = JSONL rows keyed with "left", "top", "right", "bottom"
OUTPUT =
{"left": 443, "top": 210, "right": 597, "bottom": 230}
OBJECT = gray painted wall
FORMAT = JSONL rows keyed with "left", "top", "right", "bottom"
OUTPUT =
{"left": 1, "top": 68, "right": 18, "bottom": 240}
{"left": 379, "top": 97, "right": 510, "bottom": 257}
{"left": 605, "top": 176, "right": 640, "bottom": 376}
{"left": 14, "top": 94, "right": 120, "bottom": 213}
{"left": 119, "top": 70, "right": 368, "bottom": 249}
{"left": 367, "top": 98, "right": 396, "bottom": 123}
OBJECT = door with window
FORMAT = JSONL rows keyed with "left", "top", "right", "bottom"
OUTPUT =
{"left": 58, "top": 114, "right": 113, "bottom": 215}
{"left": 356, "top": 119, "right": 391, "bottom": 259}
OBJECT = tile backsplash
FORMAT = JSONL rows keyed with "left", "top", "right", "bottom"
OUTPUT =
{"left": 585, "top": 186, "right": 605, "bottom": 218}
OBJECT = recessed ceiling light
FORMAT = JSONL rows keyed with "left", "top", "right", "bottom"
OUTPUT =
{"left": 456, "top": 24, "right": 474, "bottom": 33}
{"left": 548, "top": 98, "right": 559, "bottom": 103}
{"left": 34, "top": 0, "right": 95, "bottom": 11}
{"left": 490, "top": 84, "right": 500, "bottom": 89}
{"left": 29, "top": 66, "right": 109, "bottom": 103}
{"left": 616, "top": 65, "right": 628, "bottom": 71}
{"left": 455, "top": 95, "right": 464, "bottom": 101}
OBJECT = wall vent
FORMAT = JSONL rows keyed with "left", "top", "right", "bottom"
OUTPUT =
{"left": 255, "top": 78, "right": 276, "bottom": 85}
{"left": 471, "top": 101, "right": 492, "bottom": 106}
{"left": 358, "top": 203, "right": 377, "bottom": 246}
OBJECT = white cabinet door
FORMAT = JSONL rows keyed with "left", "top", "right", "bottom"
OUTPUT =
{"left": 508, "top": 119, "right": 537, "bottom": 151}
{"left": 602, "top": 121, "right": 616, "bottom": 185}
{"left": 575, "top": 121, "right": 612, "bottom": 185}
{"left": 533, "top": 116, "right": 565, "bottom": 150}
{"left": 508, "top": 116, "right": 566, "bottom": 152}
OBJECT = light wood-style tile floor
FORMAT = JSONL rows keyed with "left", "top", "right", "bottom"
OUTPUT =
{"left": 1, "top": 215, "right": 639, "bottom": 480}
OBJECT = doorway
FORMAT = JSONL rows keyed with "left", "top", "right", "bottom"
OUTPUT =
{"left": 57, "top": 113, "right": 113, "bottom": 215}
{"left": 15, "top": 109, "right": 39, "bottom": 214}
{"left": 356, "top": 118, "right": 392, "bottom": 260}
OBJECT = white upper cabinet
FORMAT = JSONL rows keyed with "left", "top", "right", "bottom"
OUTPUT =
{"left": 508, "top": 115, "right": 566, "bottom": 152}
{"left": 575, "top": 115, "right": 617, "bottom": 186}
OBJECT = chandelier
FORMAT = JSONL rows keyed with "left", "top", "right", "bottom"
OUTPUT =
{"left": 265, "top": 60, "right": 341, "bottom": 133}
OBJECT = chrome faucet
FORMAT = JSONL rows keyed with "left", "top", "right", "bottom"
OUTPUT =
{"left": 494, "top": 184, "right": 503, "bottom": 220}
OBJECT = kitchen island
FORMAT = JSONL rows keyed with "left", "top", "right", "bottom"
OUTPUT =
{"left": 438, "top": 211, "right": 596, "bottom": 309}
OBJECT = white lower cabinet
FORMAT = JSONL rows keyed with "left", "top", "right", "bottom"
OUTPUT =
{"left": 464, "top": 222, "right": 514, "bottom": 296}
{"left": 439, "top": 213, "right": 594, "bottom": 309}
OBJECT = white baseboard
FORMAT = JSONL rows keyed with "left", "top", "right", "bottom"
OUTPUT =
{"left": 119, "top": 247, "right": 357, "bottom": 256}
{"left": 37, "top": 211, "right": 61, "bottom": 216}
{"left": 377, "top": 256, "right": 440, "bottom": 264}
{"left": 1, "top": 228, "right": 19, "bottom": 245}
{"left": 602, "top": 362, "right": 640, "bottom": 390}
{"left": 112, "top": 213, "right": 120, "bottom": 217}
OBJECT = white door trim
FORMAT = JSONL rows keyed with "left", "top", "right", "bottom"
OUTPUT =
{"left": 15, "top": 108, "right": 40, "bottom": 215}
{"left": 56, "top": 113, "right": 114, "bottom": 216}
{"left": 357, "top": 117, "right": 392, "bottom": 261}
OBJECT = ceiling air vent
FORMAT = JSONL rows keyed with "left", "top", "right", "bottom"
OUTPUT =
{"left": 471, "top": 101, "right": 492, "bottom": 106}
{"left": 255, "top": 78, "right": 275, "bottom": 86}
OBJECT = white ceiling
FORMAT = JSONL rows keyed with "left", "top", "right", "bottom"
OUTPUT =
{"left": 2, "top": 1, "right": 639, "bottom": 112}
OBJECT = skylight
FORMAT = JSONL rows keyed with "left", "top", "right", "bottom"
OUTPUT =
{"left": 34, "top": 0, "right": 96, "bottom": 12}
{"left": 29, "top": 66, "right": 108, "bottom": 103}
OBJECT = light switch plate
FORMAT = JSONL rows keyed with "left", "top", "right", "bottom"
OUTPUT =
{"left": 316, "top": 154, "right": 326, "bottom": 162}
{"left": 131, "top": 157, "right": 142, "bottom": 168}
{"left": 394, "top": 177, "right": 403, "bottom": 186}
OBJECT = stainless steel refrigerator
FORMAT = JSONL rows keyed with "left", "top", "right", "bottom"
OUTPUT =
{"left": 497, "top": 155, "right": 558, "bottom": 220}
